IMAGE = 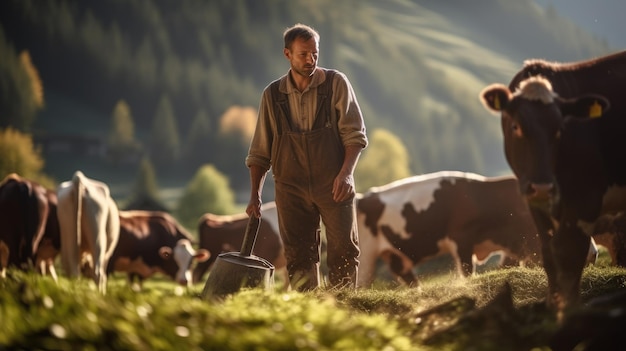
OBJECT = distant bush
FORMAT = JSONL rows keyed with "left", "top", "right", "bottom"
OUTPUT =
{"left": 176, "top": 164, "right": 237, "bottom": 229}
{"left": 355, "top": 128, "right": 412, "bottom": 192}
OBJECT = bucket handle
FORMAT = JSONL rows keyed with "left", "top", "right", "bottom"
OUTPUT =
{"left": 240, "top": 215, "right": 261, "bottom": 256}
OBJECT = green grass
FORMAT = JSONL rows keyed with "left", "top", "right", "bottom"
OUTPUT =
{"left": 1, "top": 254, "right": 625, "bottom": 350}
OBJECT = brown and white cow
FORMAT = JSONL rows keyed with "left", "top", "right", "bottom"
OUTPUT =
{"left": 57, "top": 171, "right": 120, "bottom": 294}
{"left": 192, "top": 202, "right": 287, "bottom": 286}
{"left": 480, "top": 50, "right": 626, "bottom": 315}
{"left": 0, "top": 173, "right": 60, "bottom": 280}
{"left": 356, "top": 171, "right": 544, "bottom": 288}
{"left": 108, "top": 210, "right": 209, "bottom": 287}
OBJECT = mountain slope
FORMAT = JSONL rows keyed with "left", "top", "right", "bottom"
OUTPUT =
{"left": 0, "top": 0, "right": 616, "bottom": 197}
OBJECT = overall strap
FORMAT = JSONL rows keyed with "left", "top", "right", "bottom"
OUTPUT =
{"left": 270, "top": 78, "right": 292, "bottom": 134}
{"left": 312, "top": 69, "right": 337, "bottom": 130}
{"left": 271, "top": 69, "right": 337, "bottom": 133}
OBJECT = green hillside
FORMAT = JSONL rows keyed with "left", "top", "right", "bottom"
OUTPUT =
{"left": 0, "top": 0, "right": 615, "bottom": 203}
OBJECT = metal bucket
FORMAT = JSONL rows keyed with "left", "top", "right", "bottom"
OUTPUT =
{"left": 201, "top": 216, "right": 275, "bottom": 300}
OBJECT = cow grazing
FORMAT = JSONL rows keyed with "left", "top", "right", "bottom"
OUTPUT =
{"left": 356, "top": 171, "right": 543, "bottom": 288}
{"left": 480, "top": 50, "right": 626, "bottom": 315}
{"left": 0, "top": 173, "right": 60, "bottom": 280}
{"left": 109, "top": 210, "right": 210, "bottom": 287}
{"left": 193, "top": 202, "right": 286, "bottom": 286}
{"left": 57, "top": 171, "right": 120, "bottom": 294}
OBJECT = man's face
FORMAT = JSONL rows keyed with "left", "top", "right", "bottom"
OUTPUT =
{"left": 284, "top": 37, "right": 318, "bottom": 78}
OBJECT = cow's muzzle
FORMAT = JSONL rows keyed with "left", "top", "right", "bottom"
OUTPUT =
{"left": 527, "top": 183, "right": 554, "bottom": 201}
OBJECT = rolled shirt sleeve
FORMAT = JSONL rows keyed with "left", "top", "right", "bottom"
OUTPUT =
{"left": 245, "top": 86, "right": 274, "bottom": 171}
{"left": 332, "top": 71, "right": 368, "bottom": 149}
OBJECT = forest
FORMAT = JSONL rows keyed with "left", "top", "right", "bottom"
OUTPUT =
{"left": 0, "top": 0, "right": 616, "bottom": 213}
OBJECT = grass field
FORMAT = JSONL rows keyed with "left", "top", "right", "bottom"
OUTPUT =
{"left": 1, "top": 249, "right": 625, "bottom": 350}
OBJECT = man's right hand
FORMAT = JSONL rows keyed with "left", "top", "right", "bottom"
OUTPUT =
{"left": 246, "top": 197, "right": 262, "bottom": 218}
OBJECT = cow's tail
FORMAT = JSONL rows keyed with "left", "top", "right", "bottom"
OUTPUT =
{"left": 74, "top": 172, "right": 84, "bottom": 250}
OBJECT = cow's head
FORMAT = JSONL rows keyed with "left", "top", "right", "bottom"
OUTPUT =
{"left": 480, "top": 76, "right": 610, "bottom": 207}
{"left": 159, "top": 239, "right": 210, "bottom": 286}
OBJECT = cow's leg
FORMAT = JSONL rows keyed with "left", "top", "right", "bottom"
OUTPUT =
{"left": 384, "top": 252, "right": 417, "bottom": 286}
{"left": 95, "top": 221, "right": 108, "bottom": 294}
{"left": 47, "top": 261, "right": 58, "bottom": 283}
{"left": 101, "top": 199, "right": 119, "bottom": 295}
{"left": 355, "top": 231, "right": 380, "bottom": 288}
{"left": 455, "top": 240, "right": 474, "bottom": 277}
{"left": 128, "top": 273, "right": 143, "bottom": 292}
{"left": 552, "top": 222, "right": 590, "bottom": 317}
{"left": 0, "top": 240, "right": 8, "bottom": 278}
{"left": 57, "top": 195, "right": 80, "bottom": 277}
{"left": 83, "top": 197, "right": 106, "bottom": 293}
{"left": 192, "top": 260, "right": 212, "bottom": 284}
{"left": 530, "top": 208, "right": 559, "bottom": 307}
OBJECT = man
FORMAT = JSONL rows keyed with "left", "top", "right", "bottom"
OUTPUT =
{"left": 246, "top": 23, "right": 368, "bottom": 291}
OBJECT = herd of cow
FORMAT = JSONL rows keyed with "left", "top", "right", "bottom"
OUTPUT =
{"left": 0, "top": 169, "right": 621, "bottom": 295}
{"left": 2, "top": 50, "right": 626, "bottom": 320}
{"left": 0, "top": 171, "right": 212, "bottom": 294}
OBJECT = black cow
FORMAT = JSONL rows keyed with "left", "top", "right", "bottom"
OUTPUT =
{"left": 480, "top": 50, "right": 626, "bottom": 316}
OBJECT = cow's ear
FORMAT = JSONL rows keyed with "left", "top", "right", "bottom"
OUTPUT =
{"left": 559, "top": 95, "right": 611, "bottom": 119}
{"left": 480, "top": 84, "right": 511, "bottom": 114}
{"left": 194, "top": 249, "right": 211, "bottom": 262}
{"left": 159, "top": 246, "right": 173, "bottom": 259}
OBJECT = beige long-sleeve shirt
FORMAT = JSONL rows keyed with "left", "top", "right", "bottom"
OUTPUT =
{"left": 246, "top": 67, "right": 368, "bottom": 171}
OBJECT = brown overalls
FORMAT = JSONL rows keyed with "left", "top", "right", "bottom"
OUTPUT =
{"left": 270, "top": 69, "right": 360, "bottom": 291}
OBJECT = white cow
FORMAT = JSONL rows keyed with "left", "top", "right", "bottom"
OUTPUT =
{"left": 57, "top": 171, "right": 120, "bottom": 294}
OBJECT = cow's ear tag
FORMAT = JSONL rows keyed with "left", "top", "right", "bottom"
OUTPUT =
{"left": 493, "top": 95, "right": 501, "bottom": 110}
{"left": 589, "top": 100, "right": 602, "bottom": 118}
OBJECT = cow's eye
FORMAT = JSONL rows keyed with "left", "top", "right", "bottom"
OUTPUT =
{"left": 511, "top": 122, "right": 523, "bottom": 137}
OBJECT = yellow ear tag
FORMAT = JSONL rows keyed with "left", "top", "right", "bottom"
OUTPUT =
{"left": 493, "top": 95, "right": 501, "bottom": 110}
{"left": 589, "top": 100, "right": 602, "bottom": 118}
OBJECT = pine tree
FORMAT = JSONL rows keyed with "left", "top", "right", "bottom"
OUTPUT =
{"left": 107, "top": 99, "right": 142, "bottom": 164}
{"left": 124, "top": 156, "right": 168, "bottom": 212}
{"left": 149, "top": 94, "right": 181, "bottom": 168}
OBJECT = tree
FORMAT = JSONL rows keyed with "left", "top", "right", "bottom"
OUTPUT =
{"left": 182, "top": 108, "right": 212, "bottom": 171}
{"left": 124, "top": 156, "right": 168, "bottom": 212}
{"left": 0, "top": 127, "right": 54, "bottom": 188}
{"left": 107, "top": 99, "right": 142, "bottom": 164}
{"left": 219, "top": 105, "right": 257, "bottom": 143}
{"left": 149, "top": 94, "right": 181, "bottom": 169}
{"left": 176, "top": 164, "right": 237, "bottom": 230}
{"left": 0, "top": 26, "right": 43, "bottom": 132}
{"left": 355, "top": 128, "right": 412, "bottom": 192}
{"left": 213, "top": 105, "right": 258, "bottom": 193}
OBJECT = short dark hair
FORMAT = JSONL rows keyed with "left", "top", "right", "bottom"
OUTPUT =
{"left": 283, "top": 23, "right": 320, "bottom": 50}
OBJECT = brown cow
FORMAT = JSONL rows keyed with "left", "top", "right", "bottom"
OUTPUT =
{"left": 480, "top": 50, "right": 626, "bottom": 315}
{"left": 108, "top": 210, "right": 209, "bottom": 287}
{"left": 192, "top": 202, "right": 287, "bottom": 286}
{"left": 0, "top": 173, "right": 59, "bottom": 280}
{"left": 57, "top": 171, "right": 120, "bottom": 294}
{"left": 357, "top": 171, "right": 543, "bottom": 288}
